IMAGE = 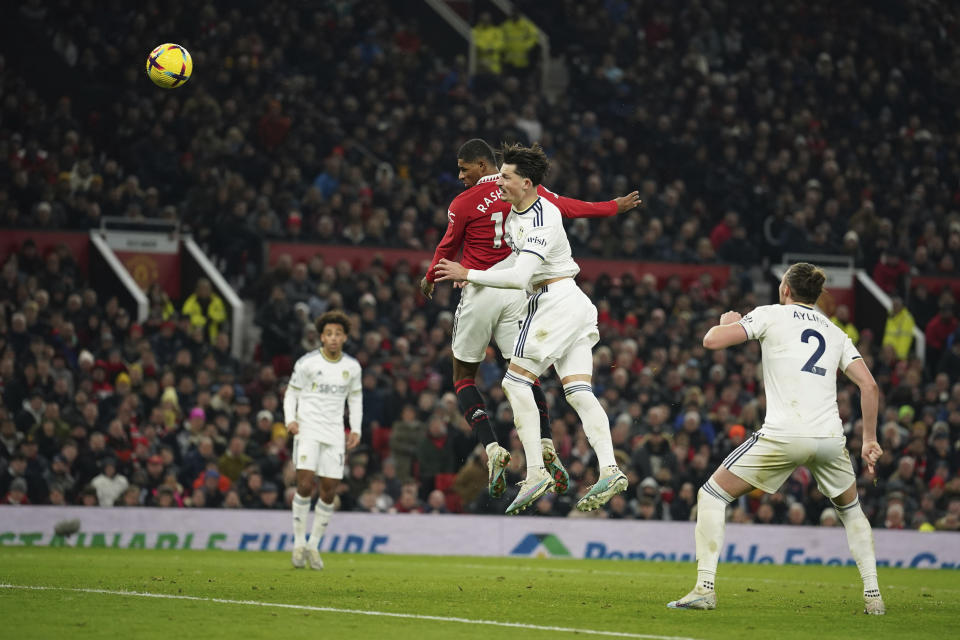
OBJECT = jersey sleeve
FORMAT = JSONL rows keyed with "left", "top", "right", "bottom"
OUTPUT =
{"left": 425, "top": 201, "right": 468, "bottom": 282}
{"left": 467, "top": 251, "right": 540, "bottom": 289}
{"left": 839, "top": 334, "right": 863, "bottom": 371}
{"left": 350, "top": 362, "right": 363, "bottom": 393}
{"left": 739, "top": 305, "right": 772, "bottom": 341}
{"left": 537, "top": 185, "right": 617, "bottom": 219}
{"left": 288, "top": 359, "right": 304, "bottom": 390}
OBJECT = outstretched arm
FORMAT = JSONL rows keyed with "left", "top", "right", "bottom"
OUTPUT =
{"left": 434, "top": 251, "right": 541, "bottom": 290}
{"left": 539, "top": 185, "right": 641, "bottom": 219}
{"left": 702, "top": 311, "right": 749, "bottom": 349}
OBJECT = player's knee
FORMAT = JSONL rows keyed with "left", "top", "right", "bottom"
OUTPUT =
{"left": 296, "top": 477, "right": 314, "bottom": 497}
{"left": 453, "top": 359, "right": 478, "bottom": 383}
{"left": 318, "top": 486, "right": 336, "bottom": 504}
{"left": 562, "top": 383, "right": 597, "bottom": 413}
{"left": 501, "top": 371, "right": 533, "bottom": 401}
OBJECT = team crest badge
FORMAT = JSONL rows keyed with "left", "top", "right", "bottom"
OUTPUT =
{"left": 300, "top": 455, "right": 307, "bottom": 463}
{"left": 343, "top": 371, "right": 350, "bottom": 379}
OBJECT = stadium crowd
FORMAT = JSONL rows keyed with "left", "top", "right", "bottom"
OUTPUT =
{"left": 0, "top": 0, "right": 959, "bottom": 531}
{"left": 2, "top": 236, "right": 959, "bottom": 530}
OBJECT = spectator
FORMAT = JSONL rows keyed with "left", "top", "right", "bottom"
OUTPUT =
{"left": 390, "top": 405, "right": 425, "bottom": 484}
{"left": 473, "top": 13, "right": 504, "bottom": 75}
{"left": 416, "top": 416, "right": 457, "bottom": 497}
{"left": 830, "top": 305, "right": 859, "bottom": 346}
{"left": 3, "top": 478, "right": 30, "bottom": 505}
{"left": 883, "top": 297, "right": 916, "bottom": 361}
{"left": 501, "top": 9, "right": 539, "bottom": 75}
{"left": 181, "top": 278, "right": 227, "bottom": 341}
{"left": 90, "top": 458, "right": 128, "bottom": 508}
{"left": 925, "top": 300, "right": 958, "bottom": 365}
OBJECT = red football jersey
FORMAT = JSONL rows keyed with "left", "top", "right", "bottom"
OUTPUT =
{"left": 425, "top": 174, "right": 617, "bottom": 282}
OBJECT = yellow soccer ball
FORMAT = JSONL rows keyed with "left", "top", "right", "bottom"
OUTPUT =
{"left": 146, "top": 43, "right": 193, "bottom": 88}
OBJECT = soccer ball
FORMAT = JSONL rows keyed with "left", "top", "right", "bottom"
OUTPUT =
{"left": 146, "top": 43, "right": 193, "bottom": 88}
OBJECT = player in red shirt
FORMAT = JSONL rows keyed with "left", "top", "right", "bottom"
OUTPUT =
{"left": 420, "top": 138, "right": 640, "bottom": 498}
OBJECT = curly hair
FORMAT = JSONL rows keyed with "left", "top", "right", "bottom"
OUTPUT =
{"left": 315, "top": 310, "right": 350, "bottom": 335}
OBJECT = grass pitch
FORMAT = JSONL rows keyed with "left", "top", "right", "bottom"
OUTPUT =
{"left": 0, "top": 547, "right": 955, "bottom": 639}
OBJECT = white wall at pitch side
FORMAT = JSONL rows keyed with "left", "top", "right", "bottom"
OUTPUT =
{"left": 2, "top": 507, "right": 957, "bottom": 568}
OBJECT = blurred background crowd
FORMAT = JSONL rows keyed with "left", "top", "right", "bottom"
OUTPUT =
{"left": 1, "top": 0, "right": 959, "bottom": 531}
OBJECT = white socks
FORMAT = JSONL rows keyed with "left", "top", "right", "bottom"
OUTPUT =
{"left": 695, "top": 480, "right": 733, "bottom": 592}
{"left": 541, "top": 438, "right": 556, "bottom": 455}
{"left": 310, "top": 498, "right": 335, "bottom": 550}
{"left": 292, "top": 493, "right": 311, "bottom": 548}
{"left": 502, "top": 372, "right": 544, "bottom": 474}
{"left": 834, "top": 497, "right": 880, "bottom": 594}
{"left": 564, "top": 383, "right": 616, "bottom": 468}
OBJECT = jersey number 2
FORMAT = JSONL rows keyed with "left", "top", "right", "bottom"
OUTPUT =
{"left": 490, "top": 211, "right": 504, "bottom": 248}
{"left": 800, "top": 329, "right": 827, "bottom": 376}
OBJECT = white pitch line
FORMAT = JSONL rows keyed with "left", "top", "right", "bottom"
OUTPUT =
{"left": 0, "top": 583, "right": 703, "bottom": 640}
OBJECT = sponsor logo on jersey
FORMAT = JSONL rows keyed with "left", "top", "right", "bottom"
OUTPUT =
{"left": 526, "top": 236, "right": 547, "bottom": 247}
{"left": 310, "top": 383, "right": 350, "bottom": 394}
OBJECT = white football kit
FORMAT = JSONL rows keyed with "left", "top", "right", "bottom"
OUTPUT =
{"left": 284, "top": 350, "right": 362, "bottom": 479}
{"left": 726, "top": 303, "right": 863, "bottom": 497}
{"left": 466, "top": 196, "right": 599, "bottom": 377}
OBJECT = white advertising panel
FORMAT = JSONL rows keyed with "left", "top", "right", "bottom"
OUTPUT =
{"left": 1, "top": 507, "right": 957, "bottom": 569}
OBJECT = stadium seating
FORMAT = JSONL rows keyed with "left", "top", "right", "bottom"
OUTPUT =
{"left": 0, "top": 0, "right": 958, "bottom": 531}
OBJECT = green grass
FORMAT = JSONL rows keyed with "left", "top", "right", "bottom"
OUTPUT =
{"left": 0, "top": 548, "right": 955, "bottom": 639}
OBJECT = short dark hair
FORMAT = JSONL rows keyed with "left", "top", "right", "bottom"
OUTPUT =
{"left": 500, "top": 142, "right": 549, "bottom": 186}
{"left": 316, "top": 310, "right": 351, "bottom": 335}
{"left": 785, "top": 262, "right": 826, "bottom": 303}
{"left": 457, "top": 138, "right": 497, "bottom": 166}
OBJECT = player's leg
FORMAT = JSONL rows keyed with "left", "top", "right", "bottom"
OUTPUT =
{"left": 291, "top": 435, "right": 318, "bottom": 568}
{"left": 455, "top": 358, "right": 511, "bottom": 498}
{"left": 530, "top": 380, "right": 568, "bottom": 494}
{"left": 306, "top": 445, "right": 346, "bottom": 570}
{"left": 454, "top": 358, "right": 500, "bottom": 447}
{"left": 832, "top": 482, "right": 884, "bottom": 614}
{"left": 454, "top": 286, "right": 514, "bottom": 496}
{"left": 813, "top": 439, "right": 884, "bottom": 614}
{"left": 500, "top": 360, "right": 554, "bottom": 514}
{"left": 667, "top": 466, "right": 753, "bottom": 610}
{"left": 553, "top": 340, "right": 623, "bottom": 510}
{"left": 493, "top": 296, "right": 553, "bottom": 450}
{"left": 669, "top": 434, "right": 788, "bottom": 610}
{"left": 305, "top": 476, "right": 338, "bottom": 571}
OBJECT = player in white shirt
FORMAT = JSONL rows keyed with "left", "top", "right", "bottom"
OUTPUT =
{"left": 434, "top": 143, "right": 627, "bottom": 515}
{"left": 284, "top": 310, "right": 362, "bottom": 570}
{"left": 667, "top": 262, "right": 885, "bottom": 615}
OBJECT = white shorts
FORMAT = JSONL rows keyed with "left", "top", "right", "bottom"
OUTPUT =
{"left": 510, "top": 278, "right": 599, "bottom": 377}
{"left": 452, "top": 282, "right": 528, "bottom": 363}
{"left": 292, "top": 435, "right": 345, "bottom": 479}
{"left": 723, "top": 433, "right": 856, "bottom": 499}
